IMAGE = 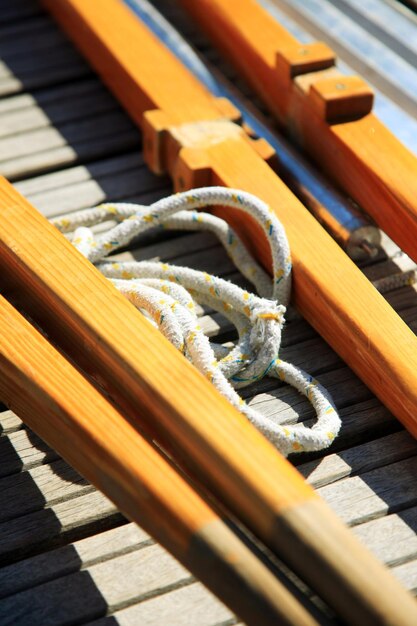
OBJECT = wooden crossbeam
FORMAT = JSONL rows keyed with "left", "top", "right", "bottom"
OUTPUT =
{"left": 180, "top": 0, "right": 417, "bottom": 265}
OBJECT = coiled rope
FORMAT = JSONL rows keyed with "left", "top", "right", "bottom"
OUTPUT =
{"left": 52, "top": 187, "right": 340, "bottom": 457}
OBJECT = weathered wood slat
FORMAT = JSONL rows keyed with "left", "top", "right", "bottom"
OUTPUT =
{"left": 86, "top": 582, "right": 234, "bottom": 626}
{"left": 0, "top": 459, "right": 92, "bottom": 523}
{"left": 0, "top": 409, "right": 26, "bottom": 434}
{"left": 15, "top": 152, "right": 144, "bottom": 197}
{"left": 0, "top": 49, "right": 90, "bottom": 97}
{"left": 299, "top": 431, "right": 417, "bottom": 488}
{"left": 0, "top": 110, "right": 135, "bottom": 162}
{"left": 2, "top": 426, "right": 413, "bottom": 536}
{"left": 353, "top": 506, "right": 417, "bottom": 567}
{"left": 0, "top": 522, "right": 151, "bottom": 600}
{"left": 0, "top": 428, "right": 58, "bottom": 477}
{"left": 0, "top": 86, "right": 119, "bottom": 140}
{"left": 1, "top": 504, "right": 415, "bottom": 621}
{"left": 0, "top": 544, "right": 193, "bottom": 626}
{"left": 0, "top": 21, "right": 69, "bottom": 60}
{"left": 0, "top": 490, "right": 121, "bottom": 564}
{"left": 393, "top": 559, "right": 417, "bottom": 593}
{"left": 317, "top": 456, "right": 417, "bottom": 526}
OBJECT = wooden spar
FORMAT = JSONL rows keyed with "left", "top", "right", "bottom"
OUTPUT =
{"left": 180, "top": 0, "right": 417, "bottom": 265}
{"left": 0, "top": 296, "right": 323, "bottom": 626}
{"left": 2, "top": 178, "right": 417, "bottom": 626}
{"left": 41, "top": 0, "right": 417, "bottom": 440}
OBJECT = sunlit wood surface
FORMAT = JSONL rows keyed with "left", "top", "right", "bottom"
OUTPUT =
{"left": 0, "top": 0, "right": 417, "bottom": 623}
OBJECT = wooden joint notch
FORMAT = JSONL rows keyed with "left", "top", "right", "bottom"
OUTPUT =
{"left": 143, "top": 107, "right": 276, "bottom": 190}
{"left": 276, "top": 41, "right": 373, "bottom": 123}
{"left": 308, "top": 75, "right": 374, "bottom": 123}
{"left": 276, "top": 41, "right": 335, "bottom": 80}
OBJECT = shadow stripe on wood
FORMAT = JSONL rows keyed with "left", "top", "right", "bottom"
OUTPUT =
{"left": 0, "top": 490, "right": 122, "bottom": 565}
{"left": 0, "top": 522, "right": 152, "bottom": 600}
{"left": 0, "top": 544, "right": 194, "bottom": 626}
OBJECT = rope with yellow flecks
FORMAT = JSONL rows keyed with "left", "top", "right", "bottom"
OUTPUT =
{"left": 52, "top": 187, "right": 340, "bottom": 456}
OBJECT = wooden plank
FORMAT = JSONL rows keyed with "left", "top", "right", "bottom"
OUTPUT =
{"left": 0, "top": 522, "right": 151, "bottom": 600}
{"left": 0, "top": 544, "right": 193, "bottom": 626}
{"left": 86, "top": 581, "right": 233, "bottom": 626}
{"left": 0, "top": 109, "right": 135, "bottom": 162}
{"left": 0, "top": 409, "right": 25, "bottom": 435}
{"left": 317, "top": 456, "right": 417, "bottom": 526}
{"left": 1, "top": 424, "right": 412, "bottom": 545}
{"left": 393, "top": 559, "right": 417, "bottom": 593}
{"left": 0, "top": 18, "right": 69, "bottom": 59}
{"left": 0, "top": 84, "right": 118, "bottom": 140}
{"left": 0, "top": 120, "right": 140, "bottom": 181}
{"left": 15, "top": 152, "right": 145, "bottom": 197}
{"left": 0, "top": 77, "right": 107, "bottom": 114}
{"left": 298, "top": 431, "right": 417, "bottom": 488}
{"left": 0, "top": 490, "right": 120, "bottom": 564}
{"left": 25, "top": 168, "right": 166, "bottom": 218}
{"left": 0, "top": 428, "right": 58, "bottom": 477}
{"left": 0, "top": 459, "right": 92, "bottom": 522}
{"left": 353, "top": 506, "right": 417, "bottom": 567}
{"left": 0, "top": 46, "right": 90, "bottom": 97}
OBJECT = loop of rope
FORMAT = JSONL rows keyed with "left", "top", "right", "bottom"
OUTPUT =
{"left": 52, "top": 187, "right": 340, "bottom": 457}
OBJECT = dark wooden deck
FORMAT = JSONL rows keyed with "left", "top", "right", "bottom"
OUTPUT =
{"left": 0, "top": 0, "right": 417, "bottom": 623}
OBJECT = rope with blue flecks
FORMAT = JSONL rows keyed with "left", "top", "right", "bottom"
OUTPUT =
{"left": 51, "top": 187, "right": 340, "bottom": 457}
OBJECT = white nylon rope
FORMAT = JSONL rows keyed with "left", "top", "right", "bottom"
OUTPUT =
{"left": 52, "top": 187, "right": 340, "bottom": 457}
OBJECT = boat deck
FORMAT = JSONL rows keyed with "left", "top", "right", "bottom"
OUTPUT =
{"left": 1, "top": 0, "right": 417, "bottom": 623}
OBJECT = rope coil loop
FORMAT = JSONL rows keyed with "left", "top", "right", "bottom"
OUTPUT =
{"left": 52, "top": 186, "right": 340, "bottom": 457}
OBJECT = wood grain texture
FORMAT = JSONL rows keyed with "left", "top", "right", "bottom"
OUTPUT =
{"left": 2, "top": 1, "right": 417, "bottom": 620}
{"left": 43, "top": 0, "right": 231, "bottom": 129}
{"left": 41, "top": 0, "right": 417, "bottom": 443}
{"left": 0, "top": 544, "right": 193, "bottom": 626}
{"left": 86, "top": 582, "right": 234, "bottom": 626}
{"left": 0, "top": 297, "right": 319, "bottom": 626}
{"left": 6, "top": 3, "right": 416, "bottom": 619}
{"left": 180, "top": 0, "right": 417, "bottom": 264}
{"left": 0, "top": 176, "right": 317, "bottom": 530}
{"left": 0, "top": 523, "right": 151, "bottom": 599}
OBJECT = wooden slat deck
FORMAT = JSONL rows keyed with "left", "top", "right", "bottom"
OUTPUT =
{"left": 1, "top": 0, "right": 417, "bottom": 623}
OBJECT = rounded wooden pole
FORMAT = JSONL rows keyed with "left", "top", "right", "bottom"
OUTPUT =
{"left": 0, "top": 294, "right": 322, "bottom": 626}
{"left": 0, "top": 180, "right": 416, "bottom": 624}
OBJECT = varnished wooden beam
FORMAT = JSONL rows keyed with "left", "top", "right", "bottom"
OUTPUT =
{"left": 0, "top": 292, "right": 326, "bottom": 626}
{"left": 180, "top": 0, "right": 417, "bottom": 265}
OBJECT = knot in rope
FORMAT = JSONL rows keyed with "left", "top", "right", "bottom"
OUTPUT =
{"left": 52, "top": 186, "right": 340, "bottom": 457}
{"left": 249, "top": 301, "right": 285, "bottom": 351}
